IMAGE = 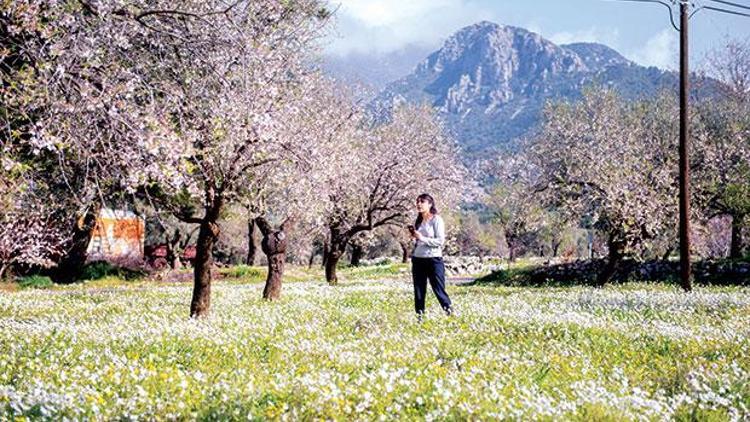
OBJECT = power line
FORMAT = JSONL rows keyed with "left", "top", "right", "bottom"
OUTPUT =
{"left": 609, "top": 0, "right": 750, "bottom": 25}
{"left": 699, "top": 1, "right": 737, "bottom": 45}
{"left": 703, "top": 5, "right": 750, "bottom": 16}
{"left": 606, "top": 0, "right": 681, "bottom": 29}
{"left": 708, "top": 0, "right": 750, "bottom": 11}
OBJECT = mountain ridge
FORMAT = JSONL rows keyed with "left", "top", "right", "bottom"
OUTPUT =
{"left": 369, "top": 21, "right": 708, "bottom": 156}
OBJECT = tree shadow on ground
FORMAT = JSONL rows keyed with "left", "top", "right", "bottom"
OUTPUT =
{"left": 466, "top": 257, "right": 750, "bottom": 288}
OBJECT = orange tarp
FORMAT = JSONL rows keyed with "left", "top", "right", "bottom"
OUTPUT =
{"left": 87, "top": 209, "right": 145, "bottom": 260}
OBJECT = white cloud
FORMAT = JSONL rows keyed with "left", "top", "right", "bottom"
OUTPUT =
{"left": 548, "top": 27, "right": 620, "bottom": 46}
{"left": 325, "top": 0, "right": 501, "bottom": 55}
{"left": 524, "top": 21, "right": 544, "bottom": 36}
{"left": 333, "top": 0, "right": 459, "bottom": 27}
{"left": 627, "top": 29, "right": 678, "bottom": 69}
{"left": 326, "top": 2, "right": 622, "bottom": 57}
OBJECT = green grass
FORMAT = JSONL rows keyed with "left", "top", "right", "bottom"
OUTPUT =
{"left": 339, "top": 263, "right": 409, "bottom": 280}
{"left": 473, "top": 259, "right": 542, "bottom": 286}
{"left": 16, "top": 275, "right": 53, "bottom": 289}
{"left": 176, "top": 263, "right": 409, "bottom": 286}
{"left": 1, "top": 271, "right": 748, "bottom": 420}
{"left": 218, "top": 265, "right": 266, "bottom": 281}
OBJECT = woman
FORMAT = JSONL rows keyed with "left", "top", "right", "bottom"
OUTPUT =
{"left": 409, "top": 193, "right": 453, "bottom": 320}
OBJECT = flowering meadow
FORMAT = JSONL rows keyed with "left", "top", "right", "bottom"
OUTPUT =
{"left": 1, "top": 272, "right": 749, "bottom": 420}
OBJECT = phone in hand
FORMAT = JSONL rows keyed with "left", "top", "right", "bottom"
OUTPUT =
{"left": 407, "top": 224, "right": 415, "bottom": 234}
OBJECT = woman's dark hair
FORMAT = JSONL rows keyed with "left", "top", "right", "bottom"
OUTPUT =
{"left": 414, "top": 193, "right": 438, "bottom": 229}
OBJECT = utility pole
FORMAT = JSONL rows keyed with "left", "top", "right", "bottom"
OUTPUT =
{"left": 609, "top": 0, "right": 750, "bottom": 291}
{"left": 678, "top": 1, "right": 692, "bottom": 291}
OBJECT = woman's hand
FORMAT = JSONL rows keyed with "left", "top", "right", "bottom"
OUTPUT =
{"left": 412, "top": 231, "right": 422, "bottom": 240}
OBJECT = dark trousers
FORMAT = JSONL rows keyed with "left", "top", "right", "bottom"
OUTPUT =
{"left": 411, "top": 257, "right": 452, "bottom": 314}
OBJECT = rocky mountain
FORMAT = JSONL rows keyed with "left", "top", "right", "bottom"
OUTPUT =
{"left": 562, "top": 42, "right": 631, "bottom": 69}
{"left": 372, "top": 21, "right": 708, "bottom": 157}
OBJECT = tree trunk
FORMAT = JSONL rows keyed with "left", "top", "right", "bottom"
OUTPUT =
{"left": 350, "top": 243, "right": 364, "bottom": 267}
{"left": 325, "top": 229, "right": 349, "bottom": 285}
{"left": 171, "top": 254, "right": 182, "bottom": 270}
{"left": 52, "top": 206, "right": 99, "bottom": 284}
{"left": 552, "top": 241, "right": 561, "bottom": 258}
{"left": 506, "top": 231, "right": 518, "bottom": 263}
{"left": 400, "top": 241, "right": 411, "bottom": 263}
{"left": 167, "top": 229, "right": 183, "bottom": 270}
{"left": 730, "top": 216, "right": 744, "bottom": 259}
{"left": 257, "top": 217, "right": 288, "bottom": 301}
{"left": 0, "top": 263, "right": 8, "bottom": 281}
{"left": 321, "top": 241, "right": 329, "bottom": 268}
{"left": 190, "top": 197, "right": 223, "bottom": 318}
{"left": 596, "top": 232, "right": 625, "bottom": 287}
{"left": 263, "top": 251, "right": 285, "bottom": 300}
{"left": 325, "top": 250, "right": 343, "bottom": 285}
{"left": 246, "top": 217, "right": 257, "bottom": 266}
{"left": 308, "top": 249, "right": 316, "bottom": 269}
{"left": 190, "top": 218, "right": 220, "bottom": 317}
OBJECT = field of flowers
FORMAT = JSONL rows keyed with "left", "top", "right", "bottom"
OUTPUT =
{"left": 1, "top": 269, "right": 749, "bottom": 420}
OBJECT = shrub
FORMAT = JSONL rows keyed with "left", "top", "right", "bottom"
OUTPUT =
{"left": 80, "top": 261, "right": 146, "bottom": 281}
{"left": 17, "top": 275, "right": 53, "bottom": 289}
{"left": 219, "top": 265, "right": 265, "bottom": 281}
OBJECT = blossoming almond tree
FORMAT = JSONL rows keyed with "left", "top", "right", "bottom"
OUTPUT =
{"left": 128, "top": 1, "right": 331, "bottom": 316}
{"left": 694, "top": 40, "right": 750, "bottom": 259}
{"left": 0, "top": 163, "right": 65, "bottom": 279}
{"left": 235, "top": 79, "right": 362, "bottom": 300}
{"left": 485, "top": 154, "right": 546, "bottom": 262}
{"left": 1, "top": 1, "right": 126, "bottom": 282}
{"left": 531, "top": 89, "right": 681, "bottom": 285}
{"left": 3, "top": 0, "right": 331, "bottom": 315}
{"left": 693, "top": 100, "right": 750, "bottom": 259}
{"left": 318, "top": 104, "right": 467, "bottom": 285}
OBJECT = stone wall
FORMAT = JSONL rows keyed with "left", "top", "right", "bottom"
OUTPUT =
{"left": 505, "top": 259, "right": 750, "bottom": 286}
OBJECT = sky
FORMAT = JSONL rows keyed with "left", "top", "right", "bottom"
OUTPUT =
{"left": 323, "top": 0, "right": 750, "bottom": 71}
